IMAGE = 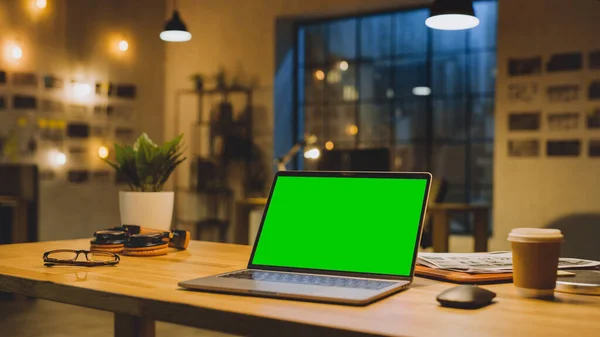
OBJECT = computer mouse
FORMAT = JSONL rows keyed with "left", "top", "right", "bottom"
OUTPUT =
{"left": 436, "top": 285, "right": 496, "bottom": 309}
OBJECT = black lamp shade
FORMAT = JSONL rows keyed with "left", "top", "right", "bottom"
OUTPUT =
{"left": 429, "top": 0, "right": 475, "bottom": 17}
{"left": 164, "top": 10, "right": 188, "bottom": 32}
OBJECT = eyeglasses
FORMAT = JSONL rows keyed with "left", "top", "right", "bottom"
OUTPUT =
{"left": 43, "top": 249, "right": 120, "bottom": 267}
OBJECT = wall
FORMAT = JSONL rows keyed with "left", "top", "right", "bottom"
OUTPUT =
{"left": 0, "top": 0, "right": 166, "bottom": 240}
{"left": 491, "top": 0, "right": 600, "bottom": 254}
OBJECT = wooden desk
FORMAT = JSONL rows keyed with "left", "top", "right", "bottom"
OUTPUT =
{"left": 428, "top": 203, "right": 490, "bottom": 253}
{"left": 234, "top": 197, "right": 267, "bottom": 244}
{"left": 1, "top": 239, "right": 599, "bottom": 337}
{"left": 0, "top": 195, "right": 28, "bottom": 244}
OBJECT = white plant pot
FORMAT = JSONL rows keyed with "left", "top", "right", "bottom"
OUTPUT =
{"left": 119, "top": 191, "right": 174, "bottom": 231}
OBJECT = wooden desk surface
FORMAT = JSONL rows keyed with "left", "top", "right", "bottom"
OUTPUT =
{"left": 1, "top": 239, "right": 599, "bottom": 337}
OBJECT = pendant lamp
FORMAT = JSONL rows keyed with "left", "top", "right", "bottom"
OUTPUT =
{"left": 160, "top": 1, "right": 192, "bottom": 42}
{"left": 425, "top": 0, "right": 479, "bottom": 31}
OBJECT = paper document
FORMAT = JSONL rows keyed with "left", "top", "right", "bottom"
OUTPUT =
{"left": 417, "top": 252, "right": 600, "bottom": 274}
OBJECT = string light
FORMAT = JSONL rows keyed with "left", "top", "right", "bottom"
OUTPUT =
{"left": 118, "top": 40, "right": 129, "bottom": 52}
{"left": 339, "top": 61, "right": 349, "bottom": 71}
{"left": 346, "top": 124, "right": 358, "bottom": 136}
{"left": 73, "top": 82, "right": 92, "bottom": 97}
{"left": 49, "top": 150, "right": 66, "bottom": 167}
{"left": 98, "top": 146, "right": 109, "bottom": 159}
{"left": 11, "top": 44, "right": 23, "bottom": 60}
{"left": 315, "top": 70, "right": 325, "bottom": 81}
{"left": 325, "top": 141, "right": 334, "bottom": 151}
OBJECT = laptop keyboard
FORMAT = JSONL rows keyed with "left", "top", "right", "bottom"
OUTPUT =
{"left": 219, "top": 270, "right": 396, "bottom": 290}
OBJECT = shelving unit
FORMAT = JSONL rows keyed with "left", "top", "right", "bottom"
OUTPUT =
{"left": 173, "top": 87, "right": 254, "bottom": 242}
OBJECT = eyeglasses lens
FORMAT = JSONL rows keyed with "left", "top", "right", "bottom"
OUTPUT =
{"left": 47, "top": 251, "right": 79, "bottom": 261}
{"left": 88, "top": 251, "right": 116, "bottom": 262}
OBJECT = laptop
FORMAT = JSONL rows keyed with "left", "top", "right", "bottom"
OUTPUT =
{"left": 179, "top": 171, "right": 431, "bottom": 306}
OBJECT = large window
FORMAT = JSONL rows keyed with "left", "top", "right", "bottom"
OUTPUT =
{"left": 296, "top": 1, "right": 497, "bottom": 233}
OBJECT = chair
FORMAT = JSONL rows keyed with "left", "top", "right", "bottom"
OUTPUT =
{"left": 420, "top": 178, "right": 447, "bottom": 249}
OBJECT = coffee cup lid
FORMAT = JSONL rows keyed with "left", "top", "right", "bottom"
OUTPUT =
{"left": 508, "top": 228, "right": 563, "bottom": 243}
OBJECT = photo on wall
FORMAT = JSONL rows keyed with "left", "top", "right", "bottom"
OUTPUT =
{"left": 590, "top": 51, "right": 600, "bottom": 70}
{"left": 39, "top": 170, "right": 56, "bottom": 181}
{"left": 95, "top": 82, "right": 114, "bottom": 96}
{"left": 547, "top": 140, "right": 581, "bottom": 157}
{"left": 68, "top": 146, "right": 89, "bottom": 166}
{"left": 547, "top": 84, "right": 579, "bottom": 102}
{"left": 92, "top": 170, "right": 111, "bottom": 182}
{"left": 93, "top": 105, "right": 114, "bottom": 118}
{"left": 508, "top": 83, "right": 538, "bottom": 103}
{"left": 508, "top": 139, "right": 539, "bottom": 157}
{"left": 115, "top": 84, "right": 137, "bottom": 99}
{"left": 67, "top": 104, "right": 88, "bottom": 116}
{"left": 587, "top": 108, "right": 600, "bottom": 129}
{"left": 67, "top": 170, "right": 90, "bottom": 183}
{"left": 508, "top": 112, "right": 540, "bottom": 131}
{"left": 508, "top": 56, "right": 542, "bottom": 76}
{"left": 589, "top": 81, "right": 600, "bottom": 100}
{"left": 547, "top": 112, "right": 579, "bottom": 131}
{"left": 13, "top": 94, "right": 37, "bottom": 109}
{"left": 546, "top": 52, "right": 582, "bottom": 72}
{"left": 91, "top": 126, "right": 109, "bottom": 137}
{"left": 43, "top": 75, "right": 64, "bottom": 89}
{"left": 12, "top": 72, "right": 38, "bottom": 86}
{"left": 40, "top": 99, "right": 65, "bottom": 113}
{"left": 68, "top": 146, "right": 88, "bottom": 154}
{"left": 111, "top": 106, "right": 135, "bottom": 121}
{"left": 67, "top": 123, "right": 90, "bottom": 138}
{"left": 589, "top": 140, "right": 600, "bottom": 157}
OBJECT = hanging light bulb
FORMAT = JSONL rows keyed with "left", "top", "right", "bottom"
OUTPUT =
{"left": 425, "top": 0, "right": 479, "bottom": 30}
{"left": 160, "top": 1, "right": 192, "bottom": 42}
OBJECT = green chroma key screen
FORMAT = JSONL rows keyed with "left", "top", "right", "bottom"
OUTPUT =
{"left": 251, "top": 175, "right": 428, "bottom": 276}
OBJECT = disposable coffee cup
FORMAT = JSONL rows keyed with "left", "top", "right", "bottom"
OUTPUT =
{"left": 507, "top": 228, "right": 563, "bottom": 298}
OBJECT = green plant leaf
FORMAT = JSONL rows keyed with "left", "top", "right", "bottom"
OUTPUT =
{"left": 115, "top": 144, "right": 125, "bottom": 163}
{"left": 103, "top": 159, "right": 120, "bottom": 171}
{"left": 161, "top": 133, "right": 183, "bottom": 156}
{"left": 158, "top": 156, "right": 187, "bottom": 186}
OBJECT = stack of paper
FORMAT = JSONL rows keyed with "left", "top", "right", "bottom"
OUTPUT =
{"left": 417, "top": 252, "right": 600, "bottom": 274}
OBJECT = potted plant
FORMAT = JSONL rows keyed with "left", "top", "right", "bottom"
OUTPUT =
{"left": 190, "top": 73, "right": 205, "bottom": 92}
{"left": 105, "top": 133, "right": 186, "bottom": 230}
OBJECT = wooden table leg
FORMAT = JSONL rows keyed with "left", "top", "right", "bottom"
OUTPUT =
{"left": 431, "top": 210, "right": 450, "bottom": 252}
{"left": 473, "top": 209, "right": 489, "bottom": 252}
{"left": 115, "top": 313, "right": 155, "bottom": 337}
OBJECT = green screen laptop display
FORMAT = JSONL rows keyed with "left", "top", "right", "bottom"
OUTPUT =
{"left": 250, "top": 175, "right": 428, "bottom": 277}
